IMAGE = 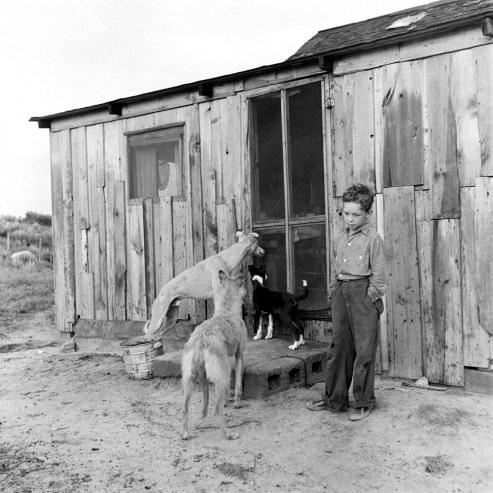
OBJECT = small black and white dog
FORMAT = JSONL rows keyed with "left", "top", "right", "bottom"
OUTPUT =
{"left": 248, "top": 265, "right": 309, "bottom": 350}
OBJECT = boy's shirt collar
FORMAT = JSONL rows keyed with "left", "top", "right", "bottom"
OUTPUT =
{"left": 345, "top": 221, "right": 370, "bottom": 237}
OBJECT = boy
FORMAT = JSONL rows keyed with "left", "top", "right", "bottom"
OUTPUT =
{"left": 307, "top": 184, "right": 386, "bottom": 421}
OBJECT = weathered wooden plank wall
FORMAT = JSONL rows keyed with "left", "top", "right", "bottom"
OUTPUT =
{"left": 329, "top": 43, "right": 492, "bottom": 381}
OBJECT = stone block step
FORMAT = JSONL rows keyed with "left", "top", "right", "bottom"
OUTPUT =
{"left": 152, "top": 337, "right": 328, "bottom": 399}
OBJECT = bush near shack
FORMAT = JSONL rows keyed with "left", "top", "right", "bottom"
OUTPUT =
{"left": 0, "top": 212, "right": 52, "bottom": 265}
{"left": 0, "top": 212, "right": 54, "bottom": 334}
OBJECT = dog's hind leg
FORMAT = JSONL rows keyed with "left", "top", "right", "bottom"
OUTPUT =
{"left": 265, "top": 314, "right": 274, "bottom": 339}
{"left": 181, "top": 349, "right": 195, "bottom": 440}
{"left": 200, "top": 374, "right": 209, "bottom": 418}
{"left": 288, "top": 319, "right": 305, "bottom": 350}
{"left": 207, "top": 352, "right": 238, "bottom": 440}
{"left": 232, "top": 351, "right": 244, "bottom": 409}
{"left": 181, "top": 375, "right": 193, "bottom": 440}
{"left": 215, "top": 381, "right": 239, "bottom": 440}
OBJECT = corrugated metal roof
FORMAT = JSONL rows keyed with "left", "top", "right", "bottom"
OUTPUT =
{"left": 289, "top": 0, "right": 493, "bottom": 60}
{"left": 31, "top": 0, "right": 493, "bottom": 127}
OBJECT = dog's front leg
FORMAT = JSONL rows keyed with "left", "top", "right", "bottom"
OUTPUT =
{"left": 252, "top": 311, "right": 263, "bottom": 340}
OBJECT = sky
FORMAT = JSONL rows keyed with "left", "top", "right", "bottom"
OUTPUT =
{"left": 0, "top": 0, "right": 430, "bottom": 217}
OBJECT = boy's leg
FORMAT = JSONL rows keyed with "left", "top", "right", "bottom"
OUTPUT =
{"left": 348, "top": 281, "right": 379, "bottom": 410}
{"left": 322, "top": 284, "right": 354, "bottom": 411}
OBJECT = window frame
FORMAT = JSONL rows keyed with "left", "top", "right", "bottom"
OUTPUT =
{"left": 246, "top": 76, "right": 332, "bottom": 302}
{"left": 125, "top": 123, "right": 186, "bottom": 205}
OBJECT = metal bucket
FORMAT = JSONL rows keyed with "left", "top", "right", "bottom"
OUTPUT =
{"left": 120, "top": 337, "right": 164, "bottom": 380}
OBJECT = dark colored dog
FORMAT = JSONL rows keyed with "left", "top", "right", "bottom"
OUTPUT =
{"left": 248, "top": 265, "right": 309, "bottom": 350}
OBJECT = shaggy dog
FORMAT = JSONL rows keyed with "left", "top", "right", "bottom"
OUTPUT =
{"left": 248, "top": 265, "right": 309, "bottom": 350}
{"left": 144, "top": 231, "right": 264, "bottom": 338}
{"left": 181, "top": 269, "right": 247, "bottom": 440}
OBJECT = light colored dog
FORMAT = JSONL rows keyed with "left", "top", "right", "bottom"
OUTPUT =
{"left": 144, "top": 231, "right": 264, "bottom": 338}
{"left": 181, "top": 268, "right": 247, "bottom": 440}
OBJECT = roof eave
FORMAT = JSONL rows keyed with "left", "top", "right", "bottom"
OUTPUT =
{"left": 30, "top": 13, "right": 491, "bottom": 129}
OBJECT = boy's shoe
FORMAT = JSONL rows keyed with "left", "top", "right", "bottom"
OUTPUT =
{"left": 349, "top": 407, "right": 371, "bottom": 421}
{"left": 306, "top": 399, "right": 346, "bottom": 413}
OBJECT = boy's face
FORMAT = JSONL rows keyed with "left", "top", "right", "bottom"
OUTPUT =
{"left": 342, "top": 201, "right": 368, "bottom": 230}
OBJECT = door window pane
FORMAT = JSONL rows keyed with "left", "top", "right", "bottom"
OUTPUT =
{"left": 287, "top": 83, "right": 325, "bottom": 218}
{"left": 292, "top": 224, "right": 327, "bottom": 309}
{"left": 251, "top": 93, "right": 284, "bottom": 222}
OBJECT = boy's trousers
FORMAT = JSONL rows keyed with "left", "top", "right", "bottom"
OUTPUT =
{"left": 324, "top": 278, "right": 383, "bottom": 411}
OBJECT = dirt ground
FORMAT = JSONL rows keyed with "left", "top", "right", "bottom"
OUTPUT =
{"left": 1, "top": 308, "right": 493, "bottom": 493}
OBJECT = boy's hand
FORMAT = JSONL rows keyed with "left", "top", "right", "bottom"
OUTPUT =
{"left": 367, "top": 287, "right": 379, "bottom": 302}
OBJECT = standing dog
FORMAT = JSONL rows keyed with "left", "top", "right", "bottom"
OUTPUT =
{"left": 181, "top": 269, "right": 247, "bottom": 440}
{"left": 248, "top": 265, "right": 309, "bottom": 350}
{"left": 144, "top": 231, "right": 264, "bottom": 338}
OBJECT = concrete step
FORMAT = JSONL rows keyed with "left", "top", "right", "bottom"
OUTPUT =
{"left": 153, "top": 337, "right": 328, "bottom": 399}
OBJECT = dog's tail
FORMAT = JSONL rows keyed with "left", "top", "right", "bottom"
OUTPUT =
{"left": 295, "top": 280, "right": 310, "bottom": 301}
{"left": 203, "top": 348, "right": 231, "bottom": 393}
{"left": 181, "top": 343, "right": 231, "bottom": 391}
{"left": 182, "top": 343, "right": 206, "bottom": 386}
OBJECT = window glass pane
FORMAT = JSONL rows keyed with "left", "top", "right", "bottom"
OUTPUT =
{"left": 157, "top": 141, "right": 182, "bottom": 197}
{"left": 253, "top": 228, "right": 286, "bottom": 292}
{"left": 129, "top": 127, "right": 183, "bottom": 200}
{"left": 292, "top": 223, "right": 327, "bottom": 309}
{"left": 287, "top": 83, "right": 325, "bottom": 218}
{"left": 250, "top": 93, "right": 284, "bottom": 222}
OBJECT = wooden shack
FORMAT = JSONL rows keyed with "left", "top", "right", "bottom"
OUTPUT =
{"left": 31, "top": 0, "right": 493, "bottom": 389}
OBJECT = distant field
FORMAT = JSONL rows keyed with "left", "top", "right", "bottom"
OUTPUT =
{"left": 0, "top": 263, "right": 54, "bottom": 334}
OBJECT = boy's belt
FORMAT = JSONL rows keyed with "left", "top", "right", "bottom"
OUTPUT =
{"left": 337, "top": 277, "right": 369, "bottom": 283}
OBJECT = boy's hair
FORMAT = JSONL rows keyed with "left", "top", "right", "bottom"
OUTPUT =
{"left": 342, "top": 184, "right": 374, "bottom": 212}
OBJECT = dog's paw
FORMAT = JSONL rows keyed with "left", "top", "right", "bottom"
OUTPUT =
{"left": 181, "top": 431, "right": 191, "bottom": 440}
{"left": 233, "top": 401, "right": 242, "bottom": 409}
{"left": 265, "top": 333, "right": 273, "bottom": 340}
{"left": 288, "top": 343, "right": 299, "bottom": 350}
{"left": 253, "top": 334, "right": 262, "bottom": 341}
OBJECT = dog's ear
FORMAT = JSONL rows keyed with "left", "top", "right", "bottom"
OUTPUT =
{"left": 251, "top": 232, "right": 259, "bottom": 238}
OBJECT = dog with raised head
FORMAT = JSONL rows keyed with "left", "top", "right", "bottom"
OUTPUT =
{"left": 181, "top": 268, "right": 247, "bottom": 440}
{"left": 248, "top": 265, "right": 309, "bottom": 350}
{"left": 144, "top": 231, "right": 264, "bottom": 339}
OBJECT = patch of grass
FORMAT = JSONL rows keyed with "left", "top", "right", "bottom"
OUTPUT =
{"left": 0, "top": 264, "right": 54, "bottom": 328}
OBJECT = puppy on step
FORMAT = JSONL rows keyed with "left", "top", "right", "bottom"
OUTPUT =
{"left": 248, "top": 265, "right": 309, "bottom": 350}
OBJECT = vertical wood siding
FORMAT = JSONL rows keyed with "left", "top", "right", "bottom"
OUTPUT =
{"left": 50, "top": 130, "right": 75, "bottom": 331}
{"left": 332, "top": 71, "right": 375, "bottom": 196}
{"left": 383, "top": 187, "right": 422, "bottom": 379}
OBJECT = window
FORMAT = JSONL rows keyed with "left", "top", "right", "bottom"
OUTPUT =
{"left": 250, "top": 82, "right": 327, "bottom": 309}
{"left": 128, "top": 126, "right": 184, "bottom": 200}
